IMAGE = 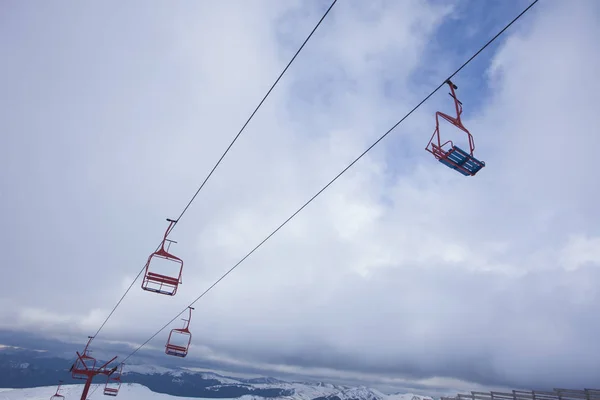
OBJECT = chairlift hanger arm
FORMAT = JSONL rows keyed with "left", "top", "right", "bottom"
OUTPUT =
{"left": 186, "top": 306, "right": 194, "bottom": 327}
{"left": 448, "top": 92, "right": 463, "bottom": 105}
{"left": 82, "top": 336, "right": 94, "bottom": 353}
{"left": 97, "top": 356, "right": 118, "bottom": 371}
{"left": 164, "top": 218, "right": 179, "bottom": 240}
{"left": 446, "top": 80, "right": 464, "bottom": 122}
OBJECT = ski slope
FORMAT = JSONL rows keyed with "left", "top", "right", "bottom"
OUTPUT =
{"left": 1, "top": 384, "right": 178, "bottom": 400}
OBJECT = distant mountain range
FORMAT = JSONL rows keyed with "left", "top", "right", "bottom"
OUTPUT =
{"left": 0, "top": 345, "right": 433, "bottom": 400}
{"left": 0, "top": 383, "right": 433, "bottom": 400}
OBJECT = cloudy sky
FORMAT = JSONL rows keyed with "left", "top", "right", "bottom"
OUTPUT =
{"left": 1, "top": 0, "right": 599, "bottom": 396}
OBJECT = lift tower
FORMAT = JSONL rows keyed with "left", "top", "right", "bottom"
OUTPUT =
{"left": 70, "top": 337, "right": 119, "bottom": 400}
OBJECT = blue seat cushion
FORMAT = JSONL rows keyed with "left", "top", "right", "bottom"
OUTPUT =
{"left": 439, "top": 145, "right": 485, "bottom": 176}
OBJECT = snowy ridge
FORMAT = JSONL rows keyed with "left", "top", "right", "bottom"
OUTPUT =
{"left": 121, "top": 365, "right": 337, "bottom": 395}
{"left": 251, "top": 382, "right": 347, "bottom": 400}
{"left": 328, "top": 386, "right": 385, "bottom": 400}
{"left": 124, "top": 364, "right": 185, "bottom": 376}
{"left": 0, "top": 384, "right": 434, "bottom": 400}
{"left": 196, "top": 372, "right": 243, "bottom": 385}
{"left": 388, "top": 394, "right": 431, "bottom": 400}
{"left": 305, "top": 386, "right": 432, "bottom": 400}
{"left": 0, "top": 362, "right": 435, "bottom": 400}
{"left": 124, "top": 365, "right": 242, "bottom": 385}
{"left": 119, "top": 366, "right": 434, "bottom": 400}
{"left": 0, "top": 345, "right": 46, "bottom": 353}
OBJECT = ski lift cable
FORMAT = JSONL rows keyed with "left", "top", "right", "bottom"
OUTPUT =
{"left": 88, "top": 384, "right": 100, "bottom": 398}
{"left": 170, "top": 0, "right": 340, "bottom": 227}
{"left": 119, "top": 0, "right": 540, "bottom": 364}
{"left": 87, "top": 0, "right": 339, "bottom": 344}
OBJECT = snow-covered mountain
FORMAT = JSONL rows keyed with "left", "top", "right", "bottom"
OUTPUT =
{"left": 0, "top": 383, "right": 434, "bottom": 400}
{"left": 0, "top": 350, "right": 434, "bottom": 400}
{"left": 118, "top": 365, "right": 433, "bottom": 400}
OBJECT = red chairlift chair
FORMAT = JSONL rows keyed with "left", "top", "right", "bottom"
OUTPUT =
{"left": 103, "top": 363, "right": 123, "bottom": 396}
{"left": 165, "top": 306, "right": 194, "bottom": 358}
{"left": 141, "top": 218, "right": 184, "bottom": 296}
{"left": 50, "top": 381, "right": 65, "bottom": 400}
{"left": 71, "top": 337, "right": 97, "bottom": 380}
{"left": 425, "top": 79, "right": 486, "bottom": 176}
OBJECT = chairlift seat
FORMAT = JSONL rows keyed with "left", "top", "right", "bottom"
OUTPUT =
{"left": 146, "top": 272, "right": 180, "bottom": 286}
{"left": 141, "top": 250, "right": 183, "bottom": 296}
{"left": 438, "top": 145, "right": 485, "bottom": 176}
{"left": 165, "top": 307, "right": 193, "bottom": 358}
{"left": 165, "top": 330, "right": 191, "bottom": 357}
{"left": 103, "top": 362, "right": 123, "bottom": 397}
{"left": 141, "top": 220, "right": 184, "bottom": 296}
{"left": 103, "top": 388, "right": 119, "bottom": 397}
{"left": 165, "top": 342, "right": 189, "bottom": 357}
{"left": 142, "top": 269, "right": 181, "bottom": 295}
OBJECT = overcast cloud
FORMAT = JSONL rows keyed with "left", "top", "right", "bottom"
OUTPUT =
{"left": 1, "top": 0, "right": 599, "bottom": 396}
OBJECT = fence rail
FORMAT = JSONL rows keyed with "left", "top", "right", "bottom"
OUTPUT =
{"left": 441, "top": 388, "right": 600, "bottom": 400}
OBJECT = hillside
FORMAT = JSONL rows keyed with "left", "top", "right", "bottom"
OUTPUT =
{"left": 0, "top": 348, "right": 434, "bottom": 400}
{"left": 0, "top": 384, "right": 433, "bottom": 400}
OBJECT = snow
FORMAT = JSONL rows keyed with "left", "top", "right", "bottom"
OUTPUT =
{"left": 0, "top": 380, "right": 434, "bottom": 400}
{"left": 0, "top": 384, "right": 181, "bottom": 400}
{"left": 388, "top": 394, "right": 433, "bottom": 400}
{"left": 0, "top": 384, "right": 277, "bottom": 400}
{"left": 273, "top": 384, "right": 434, "bottom": 400}
{"left": 0, "top": 384, "right": 434, "bottom": 400}
{"left": 195, "top": 372, "right": 244, "bottom": 385}
{"left": 0, "top": 345, "right": 46, "bottom": 353}
{"left": 270, "top": 382, "right": 341, "bottom": 400}
{"left": 0, "top": 384, "right": 178, "bottom": 400}
{"left": 121, "top": 365, "right": 244, "bottom": 385}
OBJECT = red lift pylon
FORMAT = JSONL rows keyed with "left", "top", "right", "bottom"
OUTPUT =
{"left": 69, "top": 337, "right": 120, "bottom": 400}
